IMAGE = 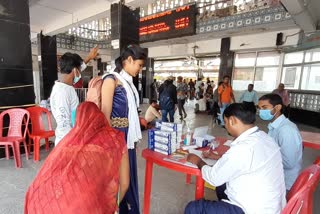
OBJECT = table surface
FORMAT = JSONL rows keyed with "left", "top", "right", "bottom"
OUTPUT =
{"left": 300, "top": 131, "right": 320, "bottom": 145}
{"left": 142, "top": 137, "right": 230, "bottom": 174}
{"left": 142, "top": 149, "right": 202, "bottom": 176}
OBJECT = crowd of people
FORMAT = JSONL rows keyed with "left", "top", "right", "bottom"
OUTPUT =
{"left": 24, "top": 44, "right": 301, "bottom": 214}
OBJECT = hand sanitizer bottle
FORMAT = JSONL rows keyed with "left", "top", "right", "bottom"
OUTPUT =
{"left": 184, "top": 127, "right": 192, "bottom": 146}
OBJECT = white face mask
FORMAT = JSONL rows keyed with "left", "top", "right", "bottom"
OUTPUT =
{"left": 80, "top": 62, "right": 87, "bottom": 72}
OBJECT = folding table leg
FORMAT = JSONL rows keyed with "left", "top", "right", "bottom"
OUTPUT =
{"left": 195, "top": 176, "right": 205, "bottom": 200}
{"left": 143, "top": 159, "right": 153, "bottom": 214}
{"left": 5, "top": 145, "right": 10, "bottom": 160}
{"left": 186, "top": 174, "right": 192, "bottom": 184}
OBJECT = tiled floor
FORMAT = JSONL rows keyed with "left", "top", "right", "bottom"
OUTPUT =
{"left": 0, "top": 101, "right": 319, "bottom": 214}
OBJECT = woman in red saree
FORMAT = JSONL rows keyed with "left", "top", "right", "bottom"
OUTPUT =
{"left": 25, "top": 102, "right": 129, "bottom": 214}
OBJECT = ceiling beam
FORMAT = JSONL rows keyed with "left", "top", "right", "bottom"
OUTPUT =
{"left": 281, "top": 0, "right": 316, "bottom": 32}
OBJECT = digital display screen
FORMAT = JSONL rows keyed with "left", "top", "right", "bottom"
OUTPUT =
{"left": 139, "top": 4, "right": 196, "bottom": 43}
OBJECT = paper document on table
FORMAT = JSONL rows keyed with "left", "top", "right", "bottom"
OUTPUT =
{"left": 193, "top": 126, "right": 209, "bottom": 138}
{"left": 223, "top": 140, "right": 233, "bottom": 146}
{"left": 163, "top": 154, "right": 198, "bottom": 168}
{"left": 188, "top": 149, "right": 217, "bottom": 166}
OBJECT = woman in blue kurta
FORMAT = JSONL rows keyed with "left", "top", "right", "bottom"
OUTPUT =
{"left": 101, "top": 45, "right": 146, "bottom": 214}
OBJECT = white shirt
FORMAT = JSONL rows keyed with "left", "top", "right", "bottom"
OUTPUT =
{"left": 202, "top": 127, "right": 286, "bottom": 214}
{"left": 145, "top": 105, "right": 161, "bottom": 123}
{"left": 50, "top": 81, "right": 79, "bottom": 145}
{"left": 197, "top": 98, "right": 206, "bottom": 111}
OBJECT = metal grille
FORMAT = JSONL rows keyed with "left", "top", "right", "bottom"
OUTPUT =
{"left": 75, "top": 88, "right": 88, "bottom": 103}
{"left": 289, "top": 90, "right": 320, "bottom": 112}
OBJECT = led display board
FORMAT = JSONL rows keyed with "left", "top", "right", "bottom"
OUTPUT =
{"left": 139, "top": 4, "right": 196, "bottom": 42}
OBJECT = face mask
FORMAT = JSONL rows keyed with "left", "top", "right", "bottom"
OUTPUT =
{"left": 73, "top": 70, "right": 81, "bottom": 84}
{"left": 259, "top": 108, "right": 275, "bottom": 121}
{"left": 80, "top": 62, "right": 87, "bottom": 72}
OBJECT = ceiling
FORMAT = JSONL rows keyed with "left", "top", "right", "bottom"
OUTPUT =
{"left": 307, "top": 0, "right": 320, "bottom": 25}
{"left": 29, "top": 0, "right": 112, "bottom": 31}
{"left": 28, "top": 0, "right": 155, "bottom": 36}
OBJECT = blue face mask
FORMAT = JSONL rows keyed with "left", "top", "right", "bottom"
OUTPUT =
{"left": 259, "top": 108, "right": 275, "bottom": 121}
{"left": 73, "top": 71, "right": 81, "bottom": 84}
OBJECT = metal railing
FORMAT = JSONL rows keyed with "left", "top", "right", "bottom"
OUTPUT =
{"left": 289, "top": 90, "right": 320, "bottom": 113}
{"left": 75, "top": 88, "right": 88, "bottom": 103}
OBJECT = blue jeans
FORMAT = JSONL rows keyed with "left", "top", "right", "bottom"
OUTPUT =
{"left": 161, "top": 109, "right": 175, "bottom": 122}
{"left": 185, "top": 199, "right": 244, "bottom": 214}
{"left": 219, "top": 103, "right": 230, "bottom": 126}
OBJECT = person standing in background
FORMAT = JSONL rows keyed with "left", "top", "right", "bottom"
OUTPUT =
{"left": 188, "top": 79, "right": 195, "bottom": 100}
{"left": 272, "top": 83, "right": 290, "bottom": 117}
{"left": 239, "top": 84, "right": 258, "bottom": 110}
{"left": 150, "top": 79, "right": 158, "bottom": 101}
{"left": 218, "top": 75, "right": 235, "bottom": 127}
{"left": 195, "top": 78, "right": 203, "bottom": 99}
{"left": 159, "top": 76, "right": 177, "bottom": 122}
{"left": 177, "top": 76, "right": 188, "bottom": 120}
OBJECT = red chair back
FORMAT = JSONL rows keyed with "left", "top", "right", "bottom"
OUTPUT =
{"left": 314, "top": 156, "right": 320, "bottom": 165}
{"left": 26, "top": 106, "right": 53, "bottom": 134}
{"left": 0, "top": 109, "right": 30, "bottom": 138}
{"left": 139, "top": 117, "right": 148, "bottom": 130}
{"left": 284, "top": 164, "right": 320, "bottom": 214}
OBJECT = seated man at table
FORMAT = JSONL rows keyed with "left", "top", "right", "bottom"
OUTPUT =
{"left": 258, "top": 93, "right": 303, "bottom": 192}
{"left": 186, "top": 103, "right": 286, "bottom": 214}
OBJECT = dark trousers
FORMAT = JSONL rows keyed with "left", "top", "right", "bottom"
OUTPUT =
{"left": 161, "top": 109, "right": 175, "bottom": 122}
{"left": 185, "top": 184, "right": 244, "bottom": 214}
{"left": 242, "top": 101, "right": 255, "bottom": 109}
{"left": 178, "top": 99, "right": 186, "bottom": 117}
{"left": 119, "top": 149, "right": 140, "bottom": 214}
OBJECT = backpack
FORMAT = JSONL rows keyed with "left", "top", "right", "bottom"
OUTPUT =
{"left": 159, "top": 86, "right": 174, "bottom": 110}
{"left": 86, "top": 76, "right": 103, "bottom": 109}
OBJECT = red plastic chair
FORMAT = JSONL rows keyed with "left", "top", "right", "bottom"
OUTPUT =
{"left": 27, "top": 106, "right": 55, "bottom": 161}
{"left": 139, "top": 117, "right": 148, "bottom": 130}
{"left": 313, "top": 156, "right": 320, "bottom": 165}
{"left": 283, "top": 164, "right": 320, "bottom": 214}
{"left": 0, "top": 109, "right": 30, "bottom": 168}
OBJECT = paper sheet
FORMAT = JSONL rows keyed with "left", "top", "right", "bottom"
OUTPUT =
{"left": 223, "top": 140, "right": 233, "bottom": 146}
{"left": 193, "top": 126, "right": 209, "bottom": 138}
{"left": 188, "top": 149, "right": 217, "bottom": 166}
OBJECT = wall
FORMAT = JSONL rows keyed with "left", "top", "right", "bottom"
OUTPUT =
{"left": 0, "top": 0, "right": 34, "bottom": 110}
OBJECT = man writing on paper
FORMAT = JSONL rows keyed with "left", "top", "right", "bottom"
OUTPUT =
{"left": 185, "top": 103, "right": 286, "bottom": 214}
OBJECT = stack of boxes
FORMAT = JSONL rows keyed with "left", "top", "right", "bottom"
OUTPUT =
{"left": 148, "top": 122, "right": 183, "bottom": 155}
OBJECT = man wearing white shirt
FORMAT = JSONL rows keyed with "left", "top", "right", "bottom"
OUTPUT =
{"left": 50, "top": 53, "right": 83, "bottom": 145}
{"left": 186, "top": 103, "right": 286, "bottom": 214}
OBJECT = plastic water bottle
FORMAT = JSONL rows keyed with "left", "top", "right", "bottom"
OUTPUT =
{"left": 184, "top": 127, "right": 192, "bottom": 146}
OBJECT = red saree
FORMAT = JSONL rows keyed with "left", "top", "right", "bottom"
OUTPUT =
{"left": 25, "top": 102, "right": 127, "bottom": 214}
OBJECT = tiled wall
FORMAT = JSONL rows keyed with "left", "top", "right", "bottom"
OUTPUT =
{"left": 197, "top": 6, "right": 292, "bottom": 34}
{"left": 56, "top": 34, "right": 111, "bottom": 52}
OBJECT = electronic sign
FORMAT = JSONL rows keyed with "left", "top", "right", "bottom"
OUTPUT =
{"left": 139, "top": 4, "right": 196, "bottom": 42}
